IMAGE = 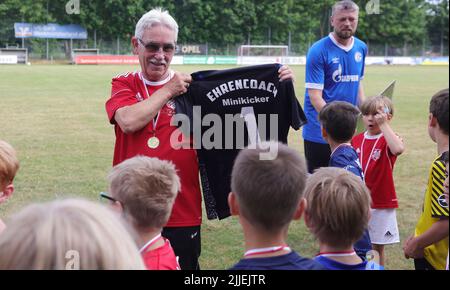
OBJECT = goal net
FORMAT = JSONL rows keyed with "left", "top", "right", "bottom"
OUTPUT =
{"left": 238, "top": 45, "right": 289, "bottom": 57}
{"left": 238, "top": 45, "right": 289, "bottom": 65}
{"left": 71, "top": 48, "right": 99, "bottom": 63}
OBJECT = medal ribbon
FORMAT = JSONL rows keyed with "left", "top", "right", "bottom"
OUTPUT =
{"left": 316, "top": 250, "right": 357, "bottom": 257}
{"left": 141, "top": 73, "right": 164, "bottom": 135}
{"left": 244, "top": 245, "right": 291, "bottom": 257}
{"left": 360, "top": 132, "right": 382, "bottom": 178}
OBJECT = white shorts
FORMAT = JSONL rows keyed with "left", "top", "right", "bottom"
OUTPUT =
{"left": 368, "top": 209, "right": 400, "bottom": 245}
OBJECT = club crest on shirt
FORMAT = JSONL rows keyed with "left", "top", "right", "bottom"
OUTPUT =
{"left": 355, "top": 52, "right": 363, "bottom": 63}
{"left": 161, "top": 100, "right": 176, "bottom": 116}
{"left": 371, "top": 149, "right": 381, "bottom": 161}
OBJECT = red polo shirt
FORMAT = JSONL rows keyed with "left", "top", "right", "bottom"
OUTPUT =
{"left": 105, "top": 71, "right": 202, "bottom": 227}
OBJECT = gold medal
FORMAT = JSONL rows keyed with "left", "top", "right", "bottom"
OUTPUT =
{"left": 147, "top": 136, "right": 160, "bottom": 149}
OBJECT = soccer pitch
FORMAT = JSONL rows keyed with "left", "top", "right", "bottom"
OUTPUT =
{"left": 0, "top": 64, "right": 448, "bottom": 270}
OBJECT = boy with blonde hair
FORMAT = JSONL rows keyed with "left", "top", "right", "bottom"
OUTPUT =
{"left": 404, "top": 89, "right": 449, "bottom": 270}
{"left": 304, "top": 167, "right": 382, "bottom": 270}
{"left": 0, "top": 199, "right": 145, "bottom": 270}
{"left": 105, "top": 156, "right": 181, "bottom": 270}
{"left": 351, "top": 96, "right": 405, "bottom": 266}
{"left": 0, "top": 140, "right": 19, "bottom": 234}
{"left": 228, "top": 141, "right": 324, "bottom": 270}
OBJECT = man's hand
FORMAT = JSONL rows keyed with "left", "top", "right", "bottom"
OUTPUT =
{"left": 114, "top": 72, "right": 191, "bottom": 134}
{"left": 163, "top": 72, "right": 192, "bottom": 98}
{"left": 278, "top": 65, "right": 295, "bottom": 82}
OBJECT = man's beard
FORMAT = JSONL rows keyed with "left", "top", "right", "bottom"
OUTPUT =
{"left": 335, "top": 29, "right": 354, "bottom": 40}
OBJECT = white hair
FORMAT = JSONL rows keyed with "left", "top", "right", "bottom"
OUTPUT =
{"left": 135, "top": 8, "right": 179, "bottom": 42}
{"left": 332, "top": 0, "right": 359, "bottom": 16}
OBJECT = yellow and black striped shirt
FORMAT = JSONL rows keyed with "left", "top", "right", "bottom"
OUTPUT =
{"left": 430, "top": 155, "right": 449, "bottom": 217}
{"left": 415, "top": 153, "right": 449, "bottom": 270}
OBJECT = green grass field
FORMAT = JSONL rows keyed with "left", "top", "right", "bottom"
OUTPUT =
{"left": 0, "top": 64, "right": 448, "bottom": 270}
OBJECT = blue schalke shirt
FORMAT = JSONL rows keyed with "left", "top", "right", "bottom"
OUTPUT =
{"left": 303, "top": 34, "right": 367, "bottom": 144}
{"left": 329, "top": 144, "right": 364, "bottom": 180}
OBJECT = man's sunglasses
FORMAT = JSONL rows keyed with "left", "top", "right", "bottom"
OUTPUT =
{"left": 137, "top": 38, "right": 175, "bottom": 53}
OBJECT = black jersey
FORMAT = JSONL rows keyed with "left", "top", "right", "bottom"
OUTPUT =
{"left": 175, "top": 63, "right": 307, "bottom": 220}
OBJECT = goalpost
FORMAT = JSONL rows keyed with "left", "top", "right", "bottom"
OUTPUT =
{"left": 0, "top": 47, "right": 28, "bottom": 64}
{"left": 238, "top": 45, "right": 289, "bottom": 57}
{"left": 71, "top": 48, "right": 99, "bottom": 64}
{"left": 238, "top": 45, "right": 289, "bottom": 65}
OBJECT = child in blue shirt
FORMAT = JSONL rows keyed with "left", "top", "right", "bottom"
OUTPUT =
{"left": 228, "top": 141, "right": 324, "bottom": 270}
{"left": 318, "top": 101, "right": 372, "bottom": 258}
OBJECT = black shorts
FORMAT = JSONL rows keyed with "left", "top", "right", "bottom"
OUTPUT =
{"left": 304, "top": 140, "right": 331, "bottom": 174}
{"left": 414, "top": 258, "right": 436, "bottom": 270}
{"left": 162, "top": 225, "right": 201, "bottom": 270}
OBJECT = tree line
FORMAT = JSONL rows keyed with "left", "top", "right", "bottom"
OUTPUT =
{"left": 0, "top": 0, "right": 448, "bottom": 53}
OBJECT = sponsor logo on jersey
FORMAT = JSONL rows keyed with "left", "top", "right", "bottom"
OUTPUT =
{"left": 332, "top": 57, "right": 340, "bottom": 64}
{"left": 332, "top": 64, "right": 360, "bottom": 83}
{"left": 438, "top": 194, "right": 448, "bottom": 208}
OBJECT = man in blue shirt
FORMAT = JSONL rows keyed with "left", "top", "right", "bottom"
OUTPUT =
{"left": 304, "top": 0, "right": 367, "bottom": 173}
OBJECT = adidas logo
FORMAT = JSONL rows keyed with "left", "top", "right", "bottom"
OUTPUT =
{"left": 385, "top": 231, "right": 393, "bottom": 237}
